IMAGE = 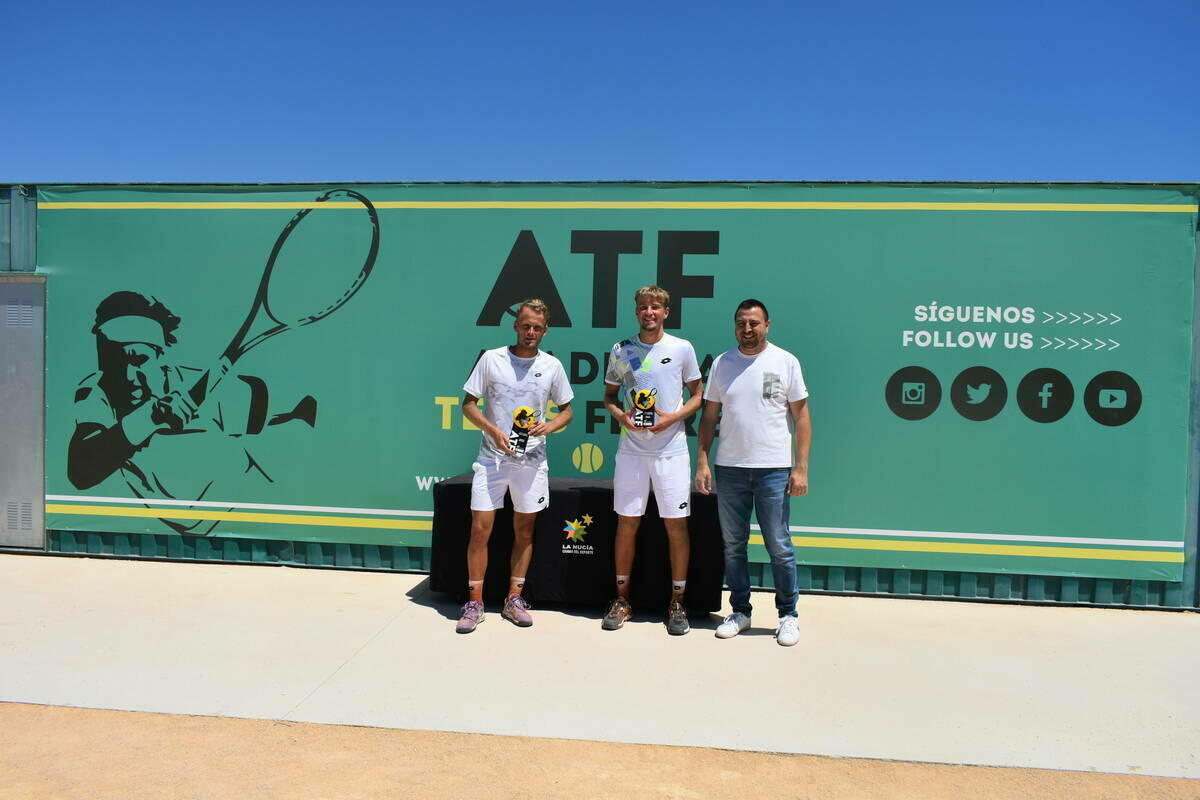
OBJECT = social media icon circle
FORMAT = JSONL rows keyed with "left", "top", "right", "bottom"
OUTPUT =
{"left": 1083, "top": 371, "right": 1141, "bottom": 426}
{"left": 1016, "top": 368, "right": 1073, "bottom": 423}
{"left": 886, "top": 366, "right": 941, "bottom": 420}
{"left": 951, "top": 366, "right": 1007, "bottom": 421}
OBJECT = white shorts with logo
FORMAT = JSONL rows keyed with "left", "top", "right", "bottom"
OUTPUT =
{"left": 470, "top": 459, "right": 550, "bottom": 514}
{"left": 614, "top": 451, "right": 692, "bottom": 518}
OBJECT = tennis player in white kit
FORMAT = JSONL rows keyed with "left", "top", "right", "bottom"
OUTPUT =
{"left": 456, "top": 299, "right": 574, "bottom": 633}
{"left": 601, "top": 286, "right": 703, "bottom": 635}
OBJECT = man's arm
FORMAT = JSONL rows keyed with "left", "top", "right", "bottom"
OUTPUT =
{"left": 603, "top": 383, "right": 636, "bottom": 432}
{"left": 694, "top": 399, "right": 721, "bottom": 494}
{"left": 531, "top": 402, "right": 572, "bottom": 436}
{"left": 648, "top": 377, "right": 703, "bottom": 433}
{"left": 67, "top": 388, "right": 195, "bottom": 490}
{"left": 788, "top": 398, "right": 811, "bottom": 497}
{"left": 461, "top": 393, "right": 514, "bottom": 454}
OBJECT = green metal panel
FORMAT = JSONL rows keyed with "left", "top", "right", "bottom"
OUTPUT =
{"left": 25, "top": 531, "right": 1187, "bottom": 608}
{"left": 20, "top": 181, "right": 1200, "bottom": 609}
{"left": 3, "top": 186, "right": 37, "bottom": 272}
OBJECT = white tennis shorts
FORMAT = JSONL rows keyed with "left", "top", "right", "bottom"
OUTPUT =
{"left": 613, "top": 451, "right": 692, "bottom": 518}
{"left": 470, "top": 460, "right": 550, "bottom": 514}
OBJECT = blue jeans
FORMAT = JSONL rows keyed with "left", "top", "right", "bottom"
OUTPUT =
{"left": 715, "top": 466, "right": 798, "bottom": 618}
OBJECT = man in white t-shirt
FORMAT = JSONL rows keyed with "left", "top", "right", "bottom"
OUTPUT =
{"left": 456, "top": 299, "right": 575, "bottom": 634}
{"left": 601, "top": 286, "right": 703, "bottom": 635}
{"left": 695, "top": 299, "right": 811, "bottom": 647}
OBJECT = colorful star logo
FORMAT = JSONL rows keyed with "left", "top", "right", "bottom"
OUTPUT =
{"left": 563, "top": 518, "right": 590, "bottom": 542}
{"left": 582, "top": 514, "right": 594, "bottom": 526}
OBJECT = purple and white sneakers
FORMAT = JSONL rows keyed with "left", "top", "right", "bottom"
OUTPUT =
{"left": 456, "top": 600, "right": 485, "bottom": 634}
{"left": 502, "top": 594, "right": 533, "bottom": 627}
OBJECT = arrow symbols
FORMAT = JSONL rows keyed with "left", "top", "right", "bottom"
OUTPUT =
{"left": 1040, "top": 311, "right": 1123, "bottom": 325}
{"left": 1034, "top": 335, "right": 1120, "bottom": 352}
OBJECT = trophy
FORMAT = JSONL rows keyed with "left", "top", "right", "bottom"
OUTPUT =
{"left": 508, "top": 405, "right": 539, "bottom": 453}
{"left": 630, "top": 388, "right": 658, "bottom": 428}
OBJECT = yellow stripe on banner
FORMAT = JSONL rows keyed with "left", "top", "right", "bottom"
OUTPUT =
{"left": 747, "top": 534, "right": 1185, "bottom": 563}
{"left": 37, "top": 201, "right": 1200, "bottom": 213}
{"left": 46, "top": 504, "right": 433, "bottom": 531}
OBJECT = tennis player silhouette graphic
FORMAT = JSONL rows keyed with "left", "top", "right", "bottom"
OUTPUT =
{"left": 67, "top": 189, "right": 380, "bottom": 534}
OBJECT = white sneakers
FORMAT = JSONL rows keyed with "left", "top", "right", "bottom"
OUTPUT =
{"left": 715, "top": 611, "right": 800, "bottom": 647}
{"left": 714, "top": 612, "right": 751, "bottom": 638}
{"left": 775, "top": 616, "right": 800, "bottom": 647}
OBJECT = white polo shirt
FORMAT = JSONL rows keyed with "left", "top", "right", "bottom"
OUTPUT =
{"left": 703, "top": 342, "right": 808, "bottom": 468}
{"left": 604, "top": 332, "right": 701, "bottom": 458}
{"left": 463, "top": 346, "right": 573, "bottom": 467}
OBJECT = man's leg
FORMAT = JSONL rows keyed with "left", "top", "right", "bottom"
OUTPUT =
{"left": 501, "top": 465, "right": 546, "bottom": 628}
{"left": 654, "top": 452, "right": 693, "bottom": 602}
{"left": 509, "top": 511, "right": 537, "bottom": 597}
{"left": 613, "top": 514, "right": 641, "bottom": 600}
{"left": 662, "top": 516, "right": 690, "bottom": 590}
{"left": 466, "top": 509, "right": 495, "bottom": 604}
{"left": 714, "top": 466, "right": 755, "bottom": 616}
{"left": 753, "top": 468, "right": 798, "bottom": 618}
{"left": 456, "top": 506, "right": 495, "bottom": 633}
{"left": 604, "top": 453, "right": 649, "bottom": 630}
{"left": 458, "top": 460, "right": 506, "bottom": 631}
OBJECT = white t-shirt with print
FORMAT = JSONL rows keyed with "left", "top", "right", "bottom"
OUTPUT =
{"left": 703, "top": 342, "right": 808, "bottom": 468}
{"left": 603, "top": 332, "right": 702, "bottom": 458}
{"left": 463, "top": 347, "right": 574, "bottom": 467}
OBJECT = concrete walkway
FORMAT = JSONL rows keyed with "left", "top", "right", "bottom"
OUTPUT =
{"left": 1, "top": 553, "right": 1197, "bottom": 778}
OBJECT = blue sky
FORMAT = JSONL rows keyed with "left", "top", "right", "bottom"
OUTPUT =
{"left": 4, "top": 0, "right": 1199, "bottom": 182}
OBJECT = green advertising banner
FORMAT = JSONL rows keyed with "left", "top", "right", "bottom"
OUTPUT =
{"left": 38, "top": 183, "right": 1200, "bottom": 581}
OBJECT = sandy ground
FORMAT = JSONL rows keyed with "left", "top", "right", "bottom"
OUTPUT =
{"left": 1, "top": 703, "right": 1196, "bottom": 800}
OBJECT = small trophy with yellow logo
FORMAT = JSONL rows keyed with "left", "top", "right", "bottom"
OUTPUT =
{"left": 630, "top": 388, "right": 658, "bottom": 428}
{"left": 508, "top": 406, "right": 539, "bottom": 453}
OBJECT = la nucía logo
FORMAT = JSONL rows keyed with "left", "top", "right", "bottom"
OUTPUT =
{"left": 562, "top": 515, "right": 595, "bottom": 555}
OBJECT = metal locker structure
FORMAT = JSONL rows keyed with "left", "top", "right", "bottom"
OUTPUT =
{"left": 0, "top": 273, "right": 45, "bottom": 548}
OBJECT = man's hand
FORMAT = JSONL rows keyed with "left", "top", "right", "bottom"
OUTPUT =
{"left": 788, "top": 468, "right": 808, "bottom": 497}
{"left": 487, "top": 425, "right": 516, "bottom": 454}
{"left": 695, "top": 462, "right": 714, "bottom": 495}
{"left": 529, "top": 421, "right": 551, "bottom": 437}
{"left": 647, "top": 410, "right": 681, "bottom": 433}
{"left": 150, "top": 391, "right": 198, "bottom": 432}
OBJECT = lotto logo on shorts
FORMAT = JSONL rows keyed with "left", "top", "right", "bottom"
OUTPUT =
{"left": 678, "top": 501, "right": 688, "bottom": 510}
{"left": 537, "top": 496, "right": 545, "bottom": 504}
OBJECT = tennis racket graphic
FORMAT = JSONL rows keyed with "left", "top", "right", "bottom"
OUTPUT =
{"left": 187, "top": 188, "right": 380, "bottom": 408}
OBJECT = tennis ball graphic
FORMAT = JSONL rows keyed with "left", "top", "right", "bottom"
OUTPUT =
{"left": 571, "top": 442, "right": 604, "bottom": 474}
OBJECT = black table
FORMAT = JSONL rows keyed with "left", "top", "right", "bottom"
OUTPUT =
{"left": 430, "top": 475, "right": 723, "bottom": 612}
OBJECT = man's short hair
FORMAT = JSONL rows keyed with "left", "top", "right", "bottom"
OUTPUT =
{"left": 735, "top": 298, "right": 769, "bottom": 321}
{"left": 92, "top": 291, "right": 181, "bottom": 346}
{"left": 516, "top": 298, "right": 550, "bottom": 325}
{"left": 633, "top": 285, "right": 670, "bottom": 307}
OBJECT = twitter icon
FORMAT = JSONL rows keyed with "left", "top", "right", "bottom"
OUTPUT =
{"left": 965, "top": 384, "right": 991, "bottom": 405}
{"left": 951, "top": 367, "right": 1007, "bottom": 421}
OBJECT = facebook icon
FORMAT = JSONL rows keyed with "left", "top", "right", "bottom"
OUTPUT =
{"left": 1018, "top": 368, "right": 1073, "bottom": 423}
{"left": 1039, "top": 383, "right": 1054, "bottom": 408}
